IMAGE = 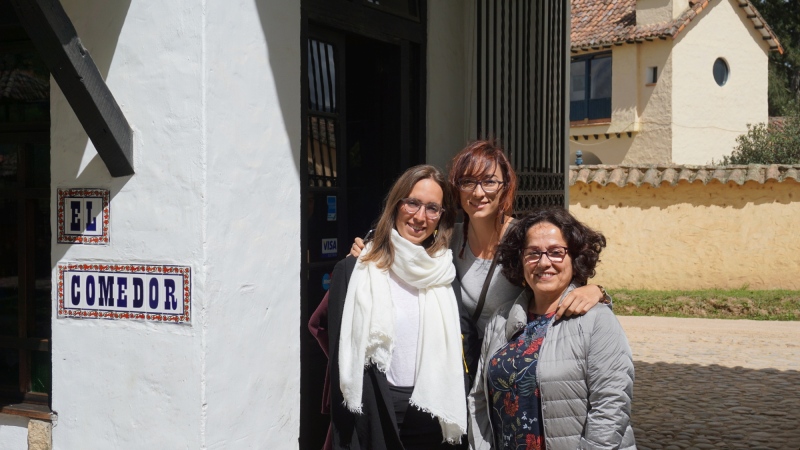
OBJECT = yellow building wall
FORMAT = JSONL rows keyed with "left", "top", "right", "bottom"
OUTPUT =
{"left": 626, "top": 39, "right": 673, "bottom": 164}
{"left": 671, "top": 0, "right": 770, "bottom": 164}
{"left": 569, "top": 181, "right": 800, "bottom": 290}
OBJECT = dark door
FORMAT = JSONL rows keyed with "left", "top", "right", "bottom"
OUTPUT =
{"left": 300, "top": 2, "right": 426, "bottom": 447}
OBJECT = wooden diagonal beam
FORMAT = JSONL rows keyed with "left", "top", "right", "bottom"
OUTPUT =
{"left": 10, "top": 0, "right": 134, "bottom": 177}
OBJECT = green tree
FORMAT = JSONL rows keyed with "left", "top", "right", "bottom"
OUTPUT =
{"left": 752, "top": 0, "right": 800, "bottom": 116}
{"left": 720, "top": 104, "right": 800, "bottom": 164}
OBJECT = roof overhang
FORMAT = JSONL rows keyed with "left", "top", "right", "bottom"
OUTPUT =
{"left": 10, "top": 0, "right": 134, "bottom": 177}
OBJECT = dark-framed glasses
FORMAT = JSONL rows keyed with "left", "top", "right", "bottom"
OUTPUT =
{"left": 457, "top": 178, "right": 505, "bottom": 193}
{"left": 522, "top": 246, "right": 569, "bottom": 264}
{"left": 400, "top": 198, "right": 444, "bottom": 220}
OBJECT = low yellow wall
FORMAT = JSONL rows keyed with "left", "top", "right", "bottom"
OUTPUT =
{"left": 569, "top": 180, "right": 800, "bottom": 290}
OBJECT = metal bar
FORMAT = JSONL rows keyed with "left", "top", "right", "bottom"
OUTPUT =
{"left": 561, "top": 0, "right": 571, "bottom": 206}
{"left": 312, "top": 41, "right": 324, "bottom": 112}
{"left": 318, "top": 42, "right": 330, "bottom": 113}
{"left": 514, "top": 0, "right": 520, "bottom": 162}
{"left": 500, "top": 0, "right": 505, "bottom": 146}
{"left": 320, "top": 117, "right": 332, "bottom": 180}
{"left": 327, "top": 43, "right": 337, "bottom": 112}
{"left": 492, "top": 0, "right": 497, "bottom": 137}
{"left": 536, "top": 1, "right": 544, "bottom": 170}
{"left": 307, "top": 40, "right": 317, "bottom": 110}
{"left": 525, "top": 0, "right": 531, "bottom": 171}
{"left": 476, "top": 0, "right": 482, "bottom": 138}
{"left": 544, "top": 0, "right": 552, "bottom": 172}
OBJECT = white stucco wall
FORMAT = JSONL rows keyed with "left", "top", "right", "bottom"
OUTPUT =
{"left": 0, "top": 415, "right": 28, "bottom": 450}
{"left": 427, "top": 0, "right": 469, "bottom": 170}
{"left": 49, "top": 0, "right": 300, "bottom": 448}
{"left": 203, "top": 0, "right": 300, "bottom": 448}
{"left": 671, "top": 0, "right": 770, "bottom": 164}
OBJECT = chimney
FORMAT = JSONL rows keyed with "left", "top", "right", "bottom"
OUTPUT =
{"left": 636, "top": 0, "right": 689, "bottom": 26}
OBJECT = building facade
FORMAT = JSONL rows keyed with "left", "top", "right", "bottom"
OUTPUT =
{"left": 568, "top": 0, "right": 782, "bottom": 165}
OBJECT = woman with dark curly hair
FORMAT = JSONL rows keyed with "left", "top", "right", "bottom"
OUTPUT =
{"left": 468, "top": 207, "right": 636, "bottom": 450}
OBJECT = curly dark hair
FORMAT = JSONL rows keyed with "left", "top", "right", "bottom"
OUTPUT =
{"left": 497, "top": 207, "right": 607, "bottom": 287}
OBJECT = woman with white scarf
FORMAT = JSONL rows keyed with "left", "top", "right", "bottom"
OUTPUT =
{"left": 327, "top": 165, "right": 469, "bottom": 450}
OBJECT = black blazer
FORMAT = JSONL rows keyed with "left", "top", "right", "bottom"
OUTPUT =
{"left": 327, "top": 256, "right": 475, "bottom": 450}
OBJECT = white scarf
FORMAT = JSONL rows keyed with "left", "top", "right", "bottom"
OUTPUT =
{"left": 338, "top": 229, "right": 467, "bottom": 443}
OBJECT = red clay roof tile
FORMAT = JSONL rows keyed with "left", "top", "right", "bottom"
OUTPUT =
{"left": 569, "top": 164, "right": 800, "bottom": 187}
{"left": 571, "top": 0, "right": 783, "bottom": 53}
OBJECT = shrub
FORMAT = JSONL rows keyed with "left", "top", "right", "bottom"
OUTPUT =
{"left": 719, "top": 104, "right": 800, "bottom": 165}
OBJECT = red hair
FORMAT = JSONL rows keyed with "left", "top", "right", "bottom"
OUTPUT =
{"left": 448, "top": 140, "right": 517, "bottom": 256}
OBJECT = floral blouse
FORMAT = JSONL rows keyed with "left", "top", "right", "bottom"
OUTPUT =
{"left": 487, "top": 311, "right": 555, "bottom": 450}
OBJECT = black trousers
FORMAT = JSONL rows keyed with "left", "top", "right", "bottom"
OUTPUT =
{"left": 388, "top": 385, "right": 466, "bottom": 450}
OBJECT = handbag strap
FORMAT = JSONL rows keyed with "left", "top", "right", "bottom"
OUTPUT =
{"left": 471, "top": 255, "right": 499, "bottom": 324}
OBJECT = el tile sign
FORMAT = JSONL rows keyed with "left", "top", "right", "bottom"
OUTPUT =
{"left": 58, "top": 263, "right": 191, "bottom": 324}
{"left": 57, "top": 188, "right": 110, "bottom": 244}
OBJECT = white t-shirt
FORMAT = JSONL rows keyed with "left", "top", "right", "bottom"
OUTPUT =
{"left": 386, "top": 270, "right": 419, "bottom": 387}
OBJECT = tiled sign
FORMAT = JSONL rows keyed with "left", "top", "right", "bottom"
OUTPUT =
{"left": 58, "top": 263, "right": 191, "bottom": 324}
{"left": 57, "top": 188, "right": 110, "bottom": 244}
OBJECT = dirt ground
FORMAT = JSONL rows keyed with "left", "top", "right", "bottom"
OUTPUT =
{"left": 618, "top": 316, "right": 800, "bottom": 449}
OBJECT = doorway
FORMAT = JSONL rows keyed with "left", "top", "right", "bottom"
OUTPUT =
{"left": 300, "top": 2, "right": 426, "bottom": 448}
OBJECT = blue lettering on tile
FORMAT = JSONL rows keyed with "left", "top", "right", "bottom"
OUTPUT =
{"left": 133, "top": 278, "right": 144, "bottom": 308}
{"left": 71, "top": 276, "right": 81, "bottom": 305}
{"left": 86, "top": 275, "right": 95, "bottom": 306}
{"left": 165, "top": 279, "right": 177, "bottom": 310}
{"left": 148, "top": 278, "right": 159, "bottom": 309}
{"left": 70, "top": 201, "right": 82, "bottom": 231}
{"left": 99, "top": 276, "right": 114, "bottom": 306}
{"left": 117, "top": 277, "right": 128, "bottom": 308}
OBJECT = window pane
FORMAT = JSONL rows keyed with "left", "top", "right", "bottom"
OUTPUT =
{"left": 713, "top": 58, "right": 728, "bottom": 86}
{"left": 30, "top": 350, "right": 50, "bottom": 393}
{"left": 0, "top": 49, "right": 50, "bottom": 124}
{"left": 308, "top": 40, "right": 337, "bottom": 114}
{"left": 0, "top": 349, "right": 19, "bottom": 390}
{"left": 0, "top": 199, "right": 18, "bottom": 337}
{"left": 590, "top": 56, "right": 612, "bottom": 100}
{"left": 570, "top": 61, "right": 586, "bottom": 102}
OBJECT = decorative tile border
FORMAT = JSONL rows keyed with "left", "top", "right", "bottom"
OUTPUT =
{"left": 57, "top": 263, "right": 191, "bottom": 324}
{"left": 57, "top": 188, "right": 110, "bottom": 244}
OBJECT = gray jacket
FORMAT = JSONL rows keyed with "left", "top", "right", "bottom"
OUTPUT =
{"left": 467, "top": 288, "right": 636, "bottom": 450}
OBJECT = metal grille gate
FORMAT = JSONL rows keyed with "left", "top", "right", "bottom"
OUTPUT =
{"left": 475, "top": 0, "right": 570, "bottom": 212}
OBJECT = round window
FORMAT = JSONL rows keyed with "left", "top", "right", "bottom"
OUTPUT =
{"left": 713, "top": 58, "right": 729, "bottom": 86}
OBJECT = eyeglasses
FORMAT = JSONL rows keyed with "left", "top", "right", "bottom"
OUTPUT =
{"left": 399, "top": 198, "right": 444, "bottom": 220}
{"left": 522, "top": 246, "right": 569, "bottom": 264}
{"left": 457, "top": 178, "right": 505, "bottom": 193}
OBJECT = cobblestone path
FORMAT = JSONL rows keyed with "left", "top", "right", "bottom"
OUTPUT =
{"left": 619, "top": 316, "right": 800, "bottom": 450}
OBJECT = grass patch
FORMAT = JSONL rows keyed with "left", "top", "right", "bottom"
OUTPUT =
{"left": 611, "top": 289, "right": 800, "bottom": 320}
